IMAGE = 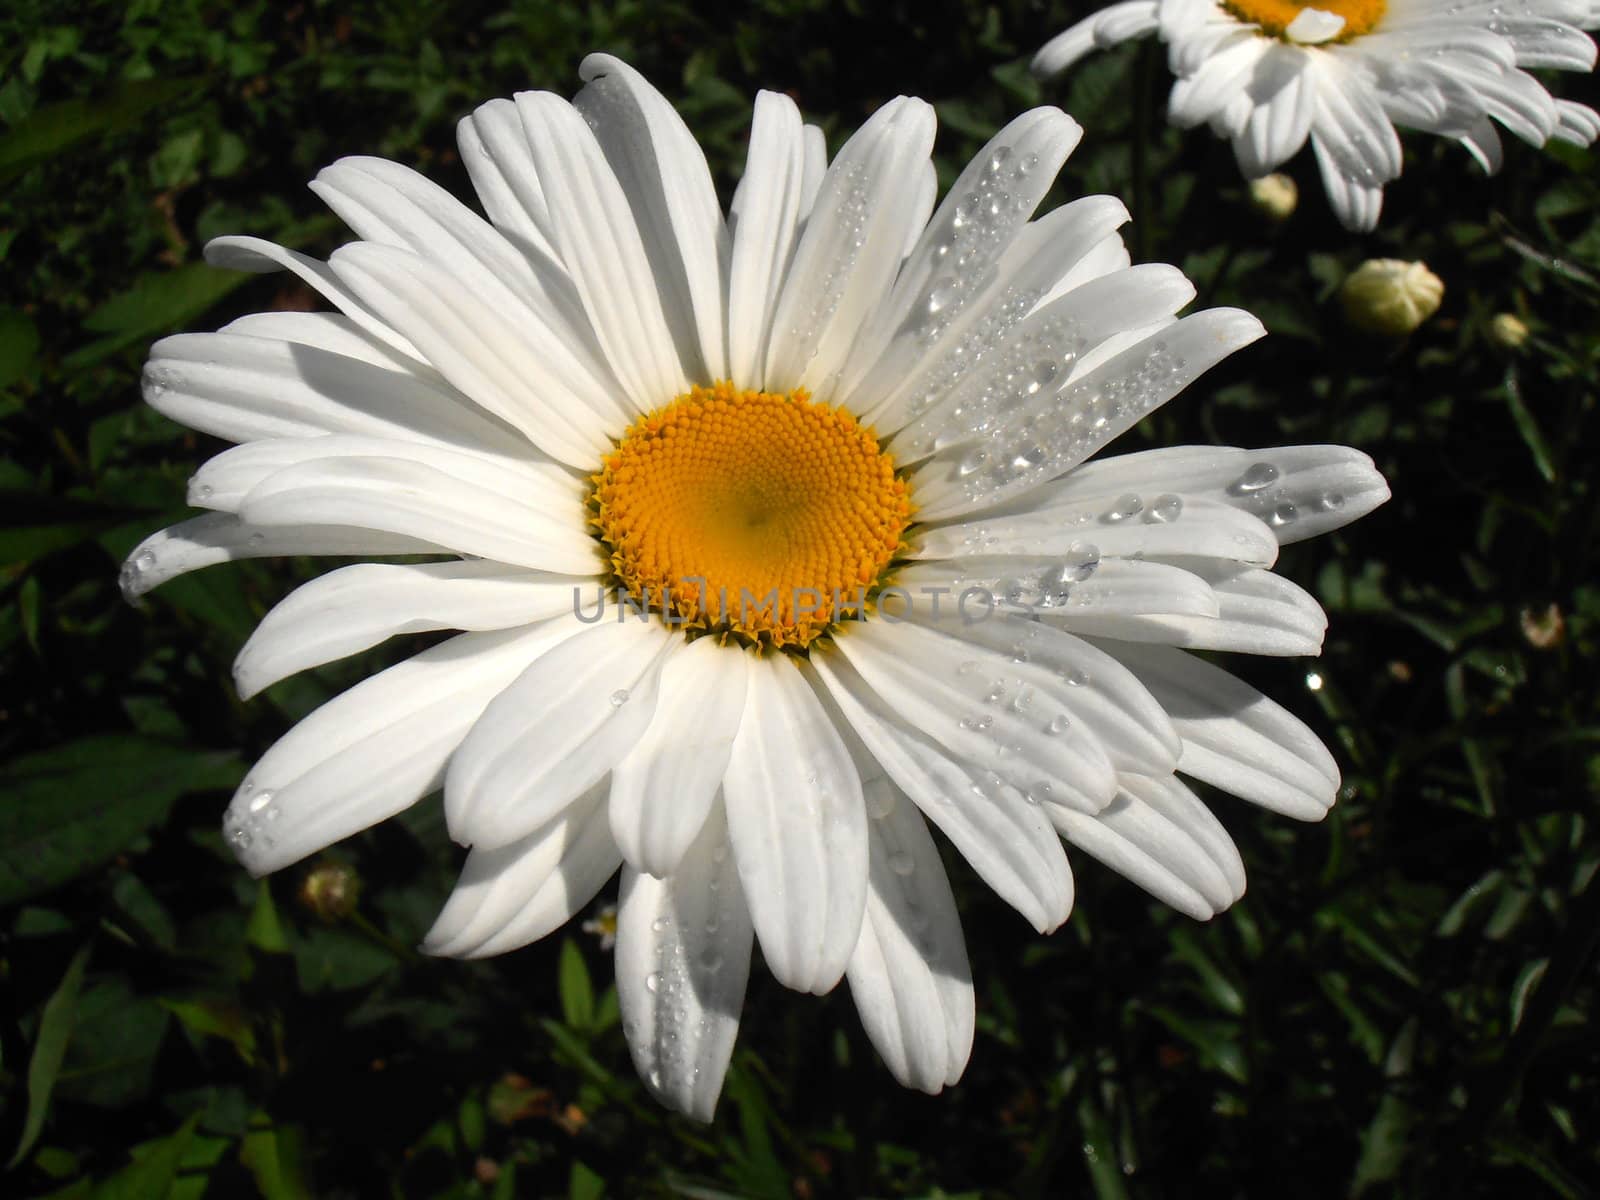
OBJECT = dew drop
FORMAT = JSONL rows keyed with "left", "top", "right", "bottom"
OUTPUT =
{"left": 248, "top": 531, "right": 266, "bottom": 547}
{"left": 247, "top": 788, "right": 275, "bottom": 815}
{"left": 1061, "top": 667, "right": 1090, "bottom": 687}
{"left": 1270, "top": 502, "right": 1298, "bottom": 527}
{"left": 956, "top": 447, "right": 988, "bottom": 477}
{"left": 1061, "top": 541, "right": 1101, "bottom": 581}
{"left": 1047, "top": 713, "right": 1071, "bottom": 735}
{"left": 926, "top": 280, "right": 959, "bottom": 315}
{"left": 136, "top": 549, "right": 157, "bottom": 571}
{"left": 866, "top": 787, "right": 897, "bottom": 819}
{"left": 1319, "top": 491, "right": 1346, "bottom": 512}
{"left": 1228, "top": 462, "right": 1280, "bottom": 494}
{"left": 645, "top": 972, "right": 661, "bottom": 994}
{"left": 1104, "top": 493, "right": 1143, "bottom": 522}
{"left": 610, "top": 688, "right": 631, "bottom": 707}
{"left": 986, "top": 145, "right": 1013, "bottom": 174}
{"left": 1148, "top": 493, "right": 1184, "bottom": 523}
{"left": 651, "top": 917, "right": 670, "bottom": 933}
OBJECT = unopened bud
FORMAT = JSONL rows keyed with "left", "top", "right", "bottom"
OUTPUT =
{"left": 1248, "top": 173, "right": 1298, "bottom": 222}
{"left": 1339, "top": 258, "right": 1443, "bottom": 336}
{"left": 1520, "top": 603, "right": 1565, "bottom": 650}
{"left": 1488, "top": 312, "right": 1529, "bottom": 352}
{"left": 298, "top": 860, "right": 360, "bottom": 921}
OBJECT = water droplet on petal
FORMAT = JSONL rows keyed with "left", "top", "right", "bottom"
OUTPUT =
{"left": 1105, "top": 493, "right": 1143, "bottom": 522}
{"left": 1229, "top": 462, "right": 1280, "bottom": 494}
{"left": 645, "top": 972, "right": 661, "bottom": 994}
{"left": 610, "top": 689, "right": 630, "bottom": 707}
{"left": 1148, "top": 493, "right": 1183, "bottom": 523}
{"left": 1270, "top": 502, "right": 1298, "bottom": 527}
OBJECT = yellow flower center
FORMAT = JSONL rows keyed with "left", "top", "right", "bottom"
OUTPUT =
{"left": 1223, "top": 0, "right": 1386, "bottom": 40}
{"left": 592, "top": 382, "right": 913, "bottom": 650}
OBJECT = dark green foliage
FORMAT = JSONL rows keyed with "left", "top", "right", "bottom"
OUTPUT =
{"left": 2, "top": 1, "right": 1598, "bottom": 1195}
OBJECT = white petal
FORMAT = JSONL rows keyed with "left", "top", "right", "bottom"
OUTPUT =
{"left": 888, "top": 261, "right": 1197, "bottom": 463}
{"left": 190, "top": 433, "right": 579, "bottom": 516}
{"left": 1032, "top": 1, "right": 1161, "bottom": 74}
{"left": 616, "top": 804, "right": 753, "bottom": 1122}
{"left": 446, "top": 619, "right": 676, "bottom": 849}
{"left": 861, "top": 194, "right": 1133, "bottom": 434}
{"left": 908, "top": 613, "right": 1182, "bottom": 772}
{"left": 837, "top": 108, "right": 1084, "bottom": 405}
{"left": 1167, "top": 37, "right": 1270, "bottom": 129}
{"left": 457, "top": 98, "right": 560, "bottom": 258}
{"left": 1012, "top": 443, "right": 1390, "bottom": 545}
{"left": 910, "top": 308, "right": 1266, "bottom": 521}
{"left": 1127, "top": 772, "right": 1247, "bottom": 899}
{"left": 909, "top": 495, "right": 1278, "bottom": 569}
{"left": 1285, "top": 8, "right": 1345, "bottom": 44}
{"left": 610, "top": 637, "right": 750, "bottom": 877}
{"left": 234, "top": 452, "right": 601, "bottom": 576}
{"left": 831, "top": 616, "right": 1118, "bottom": 815}
{"left": 1306, "top": 58, "right": 1400, "bottom": 232}
{"left": 233, "top": 561, "right": 591, "bottom": 699}
{"left": 1099, "top": 559, "right": 1327, "bottom": 656}
{"left": 144, "top": 327, "right": 524, "bottom": 452}
{"left": 846, "top": 787, "right": 974, "bottom": 1093}
{"left": 1044, "top": 778, "right": 1238, "bottom": 920}
{"left": 422, "top": 779, "right": 620, "bottom": 958}
{"left": 1233, "top": 46, "right": 1316, "bottom": 175}
{"left": 575, "top": 54, "right": 729, "bottom": 382}
{"left": 1097, "top": 640, "right": 1340, "bottom": 819}
{"left": 894, "top": 557, "right": 1223, "bottom": 638}
{"left": 727, "top": 91, "right": 808, "bottom": 389}
{"left": 222, "top": 626, "right": 559, "bottom": 876}
{"left": 203, "top": 235, "right": 425, "bottom": 363}
{"left": 721, "top": 655, "right": 868, "bottom": 994}
{"left": 329, "top": 241, "right": 622, "bottom": 465}
{"left": 810, "top": 647, "right": 1075, "bottom": 933}
{"left": 119, "top": 511, "right": 436, "bottom": 599}
{"left": 310, "top": 155, "right": 612, "bottom": 386}
{"left": 765, "top": 96, "right": 937, "bottom": 395}
{"left": 513, "top": 90, "right": 689, "bottom": 410}
{"left": 1553, "top": 98, "right": 1600, "bottom": 145}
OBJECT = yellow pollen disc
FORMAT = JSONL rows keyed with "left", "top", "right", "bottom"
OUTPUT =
{"left": 1223, "top": 0, "right": 1385, "bottom": 40}
{"left": 591, "top": 382, "right": 913, "bottom": 650}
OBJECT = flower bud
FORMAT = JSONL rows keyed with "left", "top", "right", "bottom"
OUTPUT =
{"left": 1520, "top": 603, "right": 1565, "bottom": 650}
{"left": 1488, "top": 312, "right": 1529, "bottom": 352}
{"left": 1248, "top": 173, "right": 1298, "bottom": 222}
{"left": 297, "top": 860, "right": 360, "bottom": 921}
{"left": 1339, "top": 258, "right": 1443, "bottom": 336}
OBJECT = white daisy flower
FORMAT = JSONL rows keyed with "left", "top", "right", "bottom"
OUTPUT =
{"left": 122, "top": 54, "right": 1388, "bottom": 1119}
{"left": 1033, "top": 0, "right": 1600, "bottom": 229}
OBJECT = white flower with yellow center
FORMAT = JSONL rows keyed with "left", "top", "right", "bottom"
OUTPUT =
{"left": 122, "top": 55, "right": 1388, "bottom": 1118}
{"left": 1034, "top": 0, "right": 1600, "bottom": 229}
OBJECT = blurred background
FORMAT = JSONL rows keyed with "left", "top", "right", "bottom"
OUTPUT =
{"left": 3, "top": 1, "right": 1598, "bottom": 1196}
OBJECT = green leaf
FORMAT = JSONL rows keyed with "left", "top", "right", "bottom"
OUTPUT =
{"left": 0, "top": 78, "right": 203, "bottom": 184}
{"left": 9, "top": 942, "right": 92, "bottom": 1169}
{"left": 246, "top": 880, "right": 290, "bottom": 956}
{"left": 239, "top": 1114, "right": 312, "bottom": 1200}
{"left": 89, "top": 1114, "right": 199, "bottom": 1200}
{"left": 559, "top": 938, "right": 596, "bottom": 1032}
{"left": 0, "top": 736, "right": 237, "bottom": 907}
{"left": 67, "top": 262, "right": 250, "bottom": 370}
{"left": 569, "top": 1161, "right": 604, "bottom": 1200}
{"left": 0, "top": 307, "right": 40, "bottom": 390}
{"left": 160, "top": 998, "right": 258, "bottom": 1065}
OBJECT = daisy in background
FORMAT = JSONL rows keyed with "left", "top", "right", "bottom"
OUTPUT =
{"left": 122, "top": 54, "right": 1388, "bottom": 1119}
{"left": 1033, "top": 0, "right": 1600, "bottom": 229}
